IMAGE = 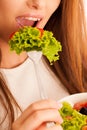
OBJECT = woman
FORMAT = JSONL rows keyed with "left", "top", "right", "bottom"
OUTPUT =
{"left": 0, "top": 0, "right": 87, "bottom": 130}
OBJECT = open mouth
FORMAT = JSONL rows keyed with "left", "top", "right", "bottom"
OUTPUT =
{"left": 16, "top": 16, "right": 41, "bottom": 27}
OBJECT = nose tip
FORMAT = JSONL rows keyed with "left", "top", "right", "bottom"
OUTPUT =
{"left": 27, "top": 0, "right": 45, "bottom": 10}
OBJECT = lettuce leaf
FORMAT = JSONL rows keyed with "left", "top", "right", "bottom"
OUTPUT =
{"left": 9, "top": 26, "right": 62, "bottom": 64}
{"left": 59, "top": 102, "right": 87, "bottom": 130}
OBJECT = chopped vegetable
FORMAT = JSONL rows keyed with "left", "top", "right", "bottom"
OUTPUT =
{"left": 81, "top": 125, "right": 87, "bottom": 130}
{"left": 80, "top": 107, "right": 87, "bottom": 115}
{"left": 73, "top": 101, "right": 87, "bottom": 111}
{"left": 9, "top": 26, "right": 62, "bottom": 64}
{"left": 59, "top": 102, "right": 87, "bottom": 130}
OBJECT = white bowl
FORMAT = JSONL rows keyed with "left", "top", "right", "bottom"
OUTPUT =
{"left": 59, "top": 92, "right": 87, "bottom": 106}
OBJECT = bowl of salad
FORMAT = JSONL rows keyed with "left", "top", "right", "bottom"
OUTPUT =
{"left": 58, "top": 93, "right": 87, "bottom": 130}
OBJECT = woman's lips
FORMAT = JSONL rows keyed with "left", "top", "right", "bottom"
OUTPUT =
{"left": 16, "top": 16, "right": 41, "bottom": 27}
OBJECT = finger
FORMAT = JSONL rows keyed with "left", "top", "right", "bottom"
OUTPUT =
{"left": 26, "top": 99, "right": 62, "bottom": 114}
{"left": 21, "top": 109, "right": 63, "bottom": 130}
{"left": 17, "top": 99, "right": 62, "bottom": 123}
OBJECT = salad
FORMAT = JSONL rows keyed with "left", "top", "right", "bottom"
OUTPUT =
{"left": 59, "top": 102, "right": 87, "bottom": 130}
{"left": 9, "top": 26, "right": 62, "bottom": 64}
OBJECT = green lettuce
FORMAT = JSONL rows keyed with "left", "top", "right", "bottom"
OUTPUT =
{"left": 59, "top": 102, "right": 87, "bottom": 130}
{"left": 9, "top": 26, "right": 62, "bottom": 64}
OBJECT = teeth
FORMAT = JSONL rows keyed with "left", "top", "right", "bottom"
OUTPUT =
{"left": 24, "top": 17, "right": 40, "bottom": 21}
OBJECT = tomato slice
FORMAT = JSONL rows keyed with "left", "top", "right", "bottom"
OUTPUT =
{"left": 9, "top": 31, "right": 16, "bottom": 39}
{"left": 73, "top": 101, "right": 87, "bottom": 111}
{"left": 81, "top": 125, "right": 87, "bottom": 130}
{"left": 37, "top": 28, "right": 44, "bottom": 37}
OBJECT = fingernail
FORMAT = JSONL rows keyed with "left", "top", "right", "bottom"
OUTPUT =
{"left": 59, "top": 117, "right": 63, "bottom": 124}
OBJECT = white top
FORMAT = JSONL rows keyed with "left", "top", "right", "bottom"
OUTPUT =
{"left": 1, "top": 57, "right": 69, "bottom": 110}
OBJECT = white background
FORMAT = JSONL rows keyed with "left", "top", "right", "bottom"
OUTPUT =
{"left": 84, "top": 0, "right": 87, "bottom": 18}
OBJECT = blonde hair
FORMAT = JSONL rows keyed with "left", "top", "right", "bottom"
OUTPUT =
{"left": 45, "top": 0, "right": 87, "bottom": 93}
{"left": 0, "top": 72, "right": 21, "bottom": 129}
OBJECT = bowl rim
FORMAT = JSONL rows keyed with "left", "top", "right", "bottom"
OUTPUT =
{"left": 58, "top": 92, "right": 87, "bottom": 106}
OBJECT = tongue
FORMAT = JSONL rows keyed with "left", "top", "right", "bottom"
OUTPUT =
{"left": 16, "top": 18, "right": 35, "bottom": 27}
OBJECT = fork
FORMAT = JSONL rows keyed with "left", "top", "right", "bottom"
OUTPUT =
{"left": 27, "top": 51, "right": 48, "bottom": 99}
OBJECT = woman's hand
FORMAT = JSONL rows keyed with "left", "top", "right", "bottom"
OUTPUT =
{"left": 12, "top": 99, "right": 63, "bottom": 130}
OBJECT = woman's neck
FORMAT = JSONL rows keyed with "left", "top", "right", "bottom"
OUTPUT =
{"left": 0, "top": 42, "right": 28, "bottom": 69}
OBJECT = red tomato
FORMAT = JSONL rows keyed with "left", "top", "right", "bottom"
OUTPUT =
{"left": 73, "top": 101, "right": 87, "bottom": 111}
{"left": 9, "top": 32, "right": 16, "bottom": 39}
{"left": 65, "top": 116, "right": 72, "bottom": 120}
{"left": 37, "top": 28, "right": 44, "bottom": 37}
{"left": 81, "top": 125, "right": 87, "bottom": 130}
